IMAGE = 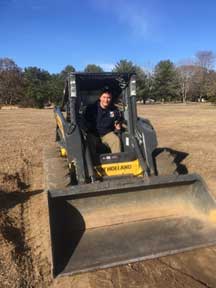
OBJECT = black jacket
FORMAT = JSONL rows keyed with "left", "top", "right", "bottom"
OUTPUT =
{"left": 84, "top": 101, "right": 122, "bottom": 136}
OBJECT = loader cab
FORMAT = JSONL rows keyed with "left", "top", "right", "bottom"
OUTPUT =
{"left": 72, "top": 73, "right": 130, "bottom": 130}
{"left": 62, "top": 72, "right": 136, "bottom": 153}
{"left": 55, "top": 72, "right": 157, "bottom": 183}
{"left": 78, "top": 74, "right": 139, "bottom": 156}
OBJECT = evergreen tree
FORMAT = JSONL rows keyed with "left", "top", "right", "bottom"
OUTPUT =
{"left": 47, "top": 73, "right": 64, "bottom": 105}
{"left": 84, "top": 64, "right": 104, "bottom": 73}
{"left": 113, "top": 60, "right": 150, "bottom": 102}
{"left": 204, "top": 70, "right": 216, "bottom": 103}
{"left": 60, "top": 65, "right": 76, "bottom": 80}
{"left": 113, "top": 60, "right": 136, "bottom": 73}
{"left": 135, "top": 66, "right": 152, "bottom": 103}
{"left": 23, "top": 67, "right": 51, "bottom": 108}
{"left": 152, "top": 60, "right": 181, "bottom": 102}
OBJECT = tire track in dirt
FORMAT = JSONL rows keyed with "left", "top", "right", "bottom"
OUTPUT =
{"left": 0, "top": 171, "right": 38, "bottom": 287}
{"left": 12, "top": 124, "right": 54, "bottom": 287}
{"left": 0, "top": 109, "right": 54, "bottom": 287}
{"left": 0, "top": 161, "right": 53, "bottom": 287}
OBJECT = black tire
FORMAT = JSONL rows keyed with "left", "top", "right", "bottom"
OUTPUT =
{"left": 154, "top": 149, "right": 177, "bottom": 176}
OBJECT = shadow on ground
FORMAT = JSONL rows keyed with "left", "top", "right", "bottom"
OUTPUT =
{"left": 153, "top": 147, "right": 189, "bottom": 175}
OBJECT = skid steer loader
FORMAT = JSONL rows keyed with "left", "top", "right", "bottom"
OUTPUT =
{"left": 44, "top": 72, "right": 216, "bottom": 277}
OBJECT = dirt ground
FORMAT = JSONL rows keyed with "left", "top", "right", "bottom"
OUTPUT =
{"left": 0, "top": 103, "right": 216, "bottom": 288}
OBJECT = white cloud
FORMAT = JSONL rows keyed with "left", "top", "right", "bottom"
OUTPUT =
{"left": 89, "top": 0, "right": 148, "bottom": 37}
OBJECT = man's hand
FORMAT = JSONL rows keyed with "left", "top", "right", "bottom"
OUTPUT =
{"left": 114, "top": 121, "right": 121, "bottom": 131}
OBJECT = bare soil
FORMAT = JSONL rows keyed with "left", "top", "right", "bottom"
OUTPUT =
{"left": 0, "top": 104, "right": 216, "bottom": 288}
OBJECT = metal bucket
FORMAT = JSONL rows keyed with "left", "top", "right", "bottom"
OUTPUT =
{"left": 44, "top": 147, "right": 216, "bottom": 277}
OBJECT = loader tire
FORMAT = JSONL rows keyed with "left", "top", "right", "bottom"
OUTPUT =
{"left": 154, "top": 149, "right": 177, "bottom": 176}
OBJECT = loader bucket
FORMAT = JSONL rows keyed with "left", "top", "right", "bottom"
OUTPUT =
{"left": 44, "top": 148, "right": 216, "bottom": 277}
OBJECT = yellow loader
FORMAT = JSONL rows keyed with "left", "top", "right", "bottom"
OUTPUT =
{"left": 44, "top": 72, "right": 216, "bottom": 277}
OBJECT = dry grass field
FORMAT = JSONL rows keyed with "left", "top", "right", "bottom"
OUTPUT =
{"left": 0, "top": 103, "right": 216, "bottom": 288}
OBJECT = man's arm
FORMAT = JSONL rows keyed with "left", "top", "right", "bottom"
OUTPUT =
{"left": 114, "top": 109, "right": 123, "bottom": 131}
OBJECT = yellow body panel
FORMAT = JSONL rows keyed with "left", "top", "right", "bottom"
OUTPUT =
{"left": 54, "top": 112, "right": 143, "bottom": 176}
{"left": 60, "top": 148, "right": 67, "bottom": 157}
{"left": 55, "top": 114, "right": 65, "bottom": 140}
{"left": 96, "top": 159, "right": 143, "bottom": 177}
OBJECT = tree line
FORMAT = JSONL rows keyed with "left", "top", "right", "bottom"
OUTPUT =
{"left": 0, "top": 50, "right": 216, "bottom": 108}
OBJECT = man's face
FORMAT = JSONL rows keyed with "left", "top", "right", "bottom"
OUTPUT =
{"left": 99, "top": 92, "right": 112, "bottom": 109}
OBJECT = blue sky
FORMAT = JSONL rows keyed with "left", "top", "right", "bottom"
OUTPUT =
{"left": 1, "top": 0, "right": 216, "bottom": 73}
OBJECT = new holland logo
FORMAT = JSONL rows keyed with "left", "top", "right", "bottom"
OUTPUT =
{"left": 106, "top": 164, "right": 132, "bottom": 172}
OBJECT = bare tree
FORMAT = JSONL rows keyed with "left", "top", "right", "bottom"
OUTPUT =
{"left": 0, "top": 58, "right": 23, "bottom": 105}
{"left": 192, "top": 51, "right": 216, "bottom": 102}
{"left": 195, "top": 50, "right": 215, "bottom": 71}
{"left": 177, "top": 65, "right": 198, "bottom": 103}
{"left": 0, "top": 58, "right": 19, "bottom": 71}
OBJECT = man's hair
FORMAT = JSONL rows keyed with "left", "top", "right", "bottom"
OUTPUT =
{"left": 100, "top": 86, "right": 112, "bottom": 96}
